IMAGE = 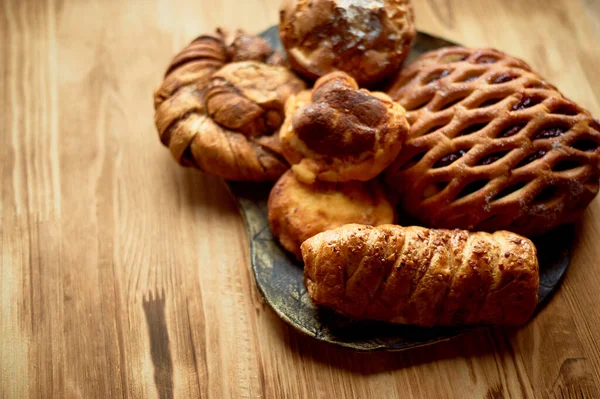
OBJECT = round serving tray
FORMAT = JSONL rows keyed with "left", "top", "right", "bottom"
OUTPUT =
{"left": 227, "top": 26, "right": 574, "bottom": 351}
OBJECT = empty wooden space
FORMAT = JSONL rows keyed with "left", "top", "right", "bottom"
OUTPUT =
{"left": 1, "top": 0, "right": 600, "bottom": 398}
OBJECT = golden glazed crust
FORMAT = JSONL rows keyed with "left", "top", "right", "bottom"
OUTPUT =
{"left": 385, "top": 47, "right": 600, "bottom": 236}
{"left": 268, "top": 170, "right": 395, "bottom": 258}
{"left": 280, "top": 72, "right": 410, "bottom": 184}
{"left": 302, "top": 224, "right": 539, "bottom": 326}
{"left": 279, "top": 0, "right": 415, "bottom": 87}
{"left": 154, "top": 29, "right": 306, "bottom": 181}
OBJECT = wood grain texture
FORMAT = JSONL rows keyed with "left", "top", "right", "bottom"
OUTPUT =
{"left": 1, "top": 0, "right": 599, "bottom": 398}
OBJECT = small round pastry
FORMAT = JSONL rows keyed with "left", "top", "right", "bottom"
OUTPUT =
{"left": 279, "top": 0, "right": 415, "bottom": 87}
{"left": 154, "top": 29, "right": 306, "bottom": 181}
{"left": 280, "top": 72, "right": 410, "bottom": 184}
{"left": 385, "top": 47, "right": 600, "bottom": 236}
{"left": 268, "top": 170, "right": 395, "bottom": 258}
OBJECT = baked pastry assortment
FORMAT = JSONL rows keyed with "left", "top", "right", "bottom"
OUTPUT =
{"left": 280, "top": 72, "right": 410, "bottom": 184}
{"left": 153, "top": 0, "right": 600, "bottom": 329}
{"left": 279, "top": 0, "right": 416, "bottom": 86}
{"left": 303, "top": 224, "right": 539, "bottom": 326}
{"left": 385, "top": 47, "right": 600, "bottom": 236}
{"left": 268, "top": 170, "right": 395, "bottom": 258}
{"left": 154, "top": 29, "right": 305, "bottom": 181}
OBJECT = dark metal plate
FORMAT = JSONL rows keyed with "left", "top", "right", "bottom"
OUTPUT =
{"left": 227, "top": 27, "right": 574, "bottom": 351}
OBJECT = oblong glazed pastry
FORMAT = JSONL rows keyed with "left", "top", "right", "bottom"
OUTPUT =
{"left": 268, "top": 171, "right": 395, "bottom": 258}
{"left": 280, "top": 72, "right": 410, "bottom": 184}
{"left": 302, "top": 224, "right": 539, "bottom": 326}
{"left": 385, "top": 47, "right": 600, "bottom": 236}
{"left": 280, "top": 0, "right": 415, "bottom": 86}
{"left": 154, "top": 29, "right": 306, "bottom": 181}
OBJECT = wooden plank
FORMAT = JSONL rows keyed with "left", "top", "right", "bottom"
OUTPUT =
{"left": 1, "top": 0, "right": 600, "bottom": 398}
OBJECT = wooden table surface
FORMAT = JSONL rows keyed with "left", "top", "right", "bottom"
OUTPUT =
{"left": 2, "top": 0, "right": 600, "bottom": 398}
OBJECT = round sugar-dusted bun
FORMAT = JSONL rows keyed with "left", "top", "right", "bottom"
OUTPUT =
{"left": 385, "top": 47, "right": 600, "bottom": 236}
{"left": 279, "top": 0, "right": 415, "bottom": 87}
{"left": 268, "top": 170, "right": 395, "bottom": 259}
{"left": 154, "top": 29, "right": 306, "bottom": 181}
{"left": 280, "top": 71, "right": 410, "bottom": 184}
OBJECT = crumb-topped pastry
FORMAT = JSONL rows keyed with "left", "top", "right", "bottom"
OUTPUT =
{"left": 302, "top": 224, "right": 539, "bottom": 326}
{"left": 280, "top": 72, "right": 410, "bottom": 184}
{"left": 279, "top": 0, "right": 415, "bottom": 86}
{"left": 268, "top": 170, "right": 395, "bottom": 258}
{"left": 154, "top": 29, "right": 305, "bottom": 181}
{"left": 385, "top": 47, "right": 600, "bottom": 236}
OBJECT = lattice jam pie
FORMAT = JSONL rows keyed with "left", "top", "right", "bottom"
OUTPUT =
{"left": 385, "top": 47, "right": 600, "bottom": 236}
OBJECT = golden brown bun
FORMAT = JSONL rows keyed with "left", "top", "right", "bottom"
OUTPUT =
{"left": 154, "top": 29, "right": 306, "bottom": 181}
{"left": 302, "top": 224, "right": 539, "bottom": 326}
{"left": 385, "top": 47, "right": 600, "bottom": 236}
{"left": 279, "top": 0, "right": 415, "bottom": 87}
{"left": 268, "top": 170, "right": 395, "bottom": 258}
{"left": 280, "top": 72, "right": 410, "bottom": 184}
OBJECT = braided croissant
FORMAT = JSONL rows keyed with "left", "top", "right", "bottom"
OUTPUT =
{"left": 302, "top": 224, "right": 539, "bottom": 326}
{"left": 154, "top": 29, "right": 306, "bottom": 181}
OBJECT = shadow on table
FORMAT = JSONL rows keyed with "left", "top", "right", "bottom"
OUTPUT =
{"left": 169, "top": 160, "right": 242, "bottom": 215}
{"left": 262, "top": 306, "right": 518, "bottom": 375}
{"left": 263, "top": 306, "right": 530, "bottom": 374}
